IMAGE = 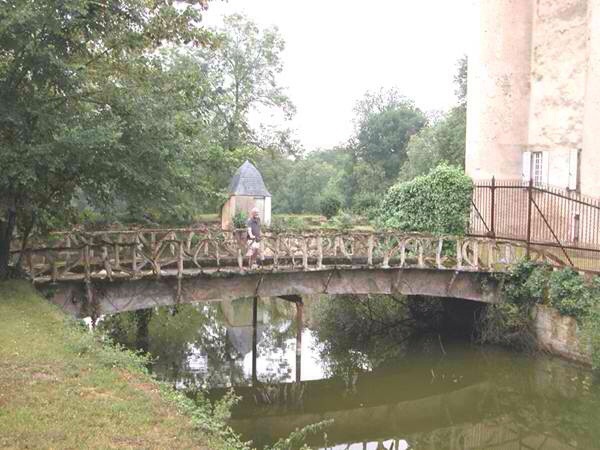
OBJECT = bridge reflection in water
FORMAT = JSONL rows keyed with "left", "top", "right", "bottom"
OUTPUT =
{"left": 98, "top": 296, "right": 598, "bottom": 450}
{"left": 208, "top": 298, "right": 586, "bottom": 450}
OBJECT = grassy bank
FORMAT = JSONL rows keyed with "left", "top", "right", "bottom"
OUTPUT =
{"left": 0, "top": 281, "right": 237, "bottom": 449}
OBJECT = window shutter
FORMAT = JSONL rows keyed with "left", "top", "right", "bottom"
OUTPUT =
{"left": 542, "top": 151, "right": 550, "bottom": 185}
{"left": 522, "top": 151, "right": 532, "bottom": 182}
{"left": 568, "top": 149, "right": 578, "bottom": 190}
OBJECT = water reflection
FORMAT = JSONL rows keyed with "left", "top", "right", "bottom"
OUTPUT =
{"left": 99, "top": 296, "right": 600, "bottom": 449}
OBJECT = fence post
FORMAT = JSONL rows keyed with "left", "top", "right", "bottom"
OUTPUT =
{"left": 490, "top": 176, "right": 496, "bottom": 238}
{"left": 526, "top": 178, "right": 533, "bottom": 258}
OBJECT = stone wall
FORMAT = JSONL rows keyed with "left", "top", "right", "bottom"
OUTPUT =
{"left": 534, "top": 304, "right": 591, "bottom": 364}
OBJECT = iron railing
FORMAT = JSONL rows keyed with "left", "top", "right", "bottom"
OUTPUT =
{"left": 470, "top": 178, "right": 600, "bottom": 273}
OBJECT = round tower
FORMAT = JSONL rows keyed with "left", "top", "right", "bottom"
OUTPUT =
{"left": 466, "top": 0, "right": 535, "bottom": 180}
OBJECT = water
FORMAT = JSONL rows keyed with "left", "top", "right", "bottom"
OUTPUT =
{"left": 100, "top": 297, "right": 600, "bottom": 449}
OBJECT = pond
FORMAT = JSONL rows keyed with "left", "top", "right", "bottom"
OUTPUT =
{"left": 99, "top": 296, "right": 600, "bottom": 449}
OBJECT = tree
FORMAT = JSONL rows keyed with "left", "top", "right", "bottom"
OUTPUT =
{"left": 0, "top": 0, "right": 213, "bottom": 278}
{"left": 196, "top": 14, "right": 296, "bottom": 153}
{"left": 399, "top": 57, "right": 467, "bottom": 181}
{"left": 350, "top": 88, "right": 427, "bottom": 199}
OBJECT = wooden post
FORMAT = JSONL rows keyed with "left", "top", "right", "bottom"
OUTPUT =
{"left": 317, "top": 234, "right": 323, "bottom": 269}
{"left": 252, "top": 296, "right": 258, "bottom": 385}
{"left": 367, "top": 234, "right": 374, "bottom": 266}
{"left": 436, "top": 238, "right": 443, "bottom": 269}
{"left": 295, "top": 300, "right": 303, "bottom": 383}
{"left": 302, "top": 238, "right": 308, "bottom": 270}
{"left": 133, "top": 235, "right": 140, "bottom": 278}
{"left": 177, "top": 241, "right": 184, "bottom": 279}
{"left": 84, "top": 245, "right": 91, "bottom": 283}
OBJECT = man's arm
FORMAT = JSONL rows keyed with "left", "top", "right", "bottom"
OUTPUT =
{"left": 246, "top": 219, "right": 255, "bottom": 239}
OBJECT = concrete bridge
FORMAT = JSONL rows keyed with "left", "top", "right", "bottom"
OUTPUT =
{"left": 10, "top": 228, "right": 566, "bottom": 317}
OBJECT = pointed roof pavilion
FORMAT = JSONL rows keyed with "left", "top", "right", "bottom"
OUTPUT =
{"left": 228, "top": 160, "right": 271, "bottom": 197}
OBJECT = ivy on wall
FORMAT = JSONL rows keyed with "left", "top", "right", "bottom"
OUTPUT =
{"left": 477, "top": 260, "right": 600, "bottom": 371}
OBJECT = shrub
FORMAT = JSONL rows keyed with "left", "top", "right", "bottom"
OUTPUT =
{"left": 377, "top": 164, "right": 473, "bottom": 235}
{"left": 329, "top": 211, "right": 353, "bottom": 230}
{"left": 500, "top": 260, "right": 551, "bottom": 307}
{"left": 269, "top": 216, "right": 306, "bottom": 232}
{"left": 320, "top": 196, "right": 341, "bottom": 219}
{"left": 232, "top": 210, "right": 247, "bottom": 229}
{"left": 352, "top": 192, "right": 380, "bottom": 219}
{"left": 475, "top": 302, "right": 537, "bottom": 351}
{"left": 548, "top": 268, "right": 597, "bottom": 319}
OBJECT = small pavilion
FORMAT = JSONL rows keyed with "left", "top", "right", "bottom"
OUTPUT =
{"left": 221, "top": 160, "right": 272, "bottom": 230}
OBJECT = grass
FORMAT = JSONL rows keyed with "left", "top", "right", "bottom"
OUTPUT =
{"left": 0, "top": 281, "right": 241, "bottom": 450}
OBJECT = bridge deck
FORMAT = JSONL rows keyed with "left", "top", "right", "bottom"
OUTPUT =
{"left": 10, "top": 229, "right": 568, "bottom": 284}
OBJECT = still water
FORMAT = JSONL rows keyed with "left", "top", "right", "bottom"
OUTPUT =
{"left": 100, "top": 297, "right": 600, "bottom": 449}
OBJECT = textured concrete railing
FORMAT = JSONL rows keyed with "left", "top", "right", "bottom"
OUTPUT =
{"left": 10, "top": 228, "right": 562, "bottom": 284}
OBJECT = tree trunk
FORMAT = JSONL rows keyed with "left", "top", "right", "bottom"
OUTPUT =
{"left": 0, "top": 206, "right": 17, "bottom": 280}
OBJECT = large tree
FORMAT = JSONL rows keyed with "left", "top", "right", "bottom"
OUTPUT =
{"left": 399, "top": 57, "right": 468, "bottom": 181}
{"left": 195, "top": 13, "right": 296, "bottom": 153}
{"left": 0, "top": 0, "right": 213, "bottom": 278}
{"left": 347, "top": 88, "right": 427, "bottom": 202}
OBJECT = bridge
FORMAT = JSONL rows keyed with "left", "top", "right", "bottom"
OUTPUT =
{"left": 10, "top": 228, "right": 568, "bottom": 318}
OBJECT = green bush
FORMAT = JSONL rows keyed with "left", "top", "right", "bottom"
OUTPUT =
{"left": 269, "top": 216, "right": 306, "bottom": 232}
{"left": 475, "top": 302, "right": 537, "bottom": 351}
{"left": 232, "top": 210, "right": 247, "bottom": 229}
{"left": 500, "top": 260, "right": 551, "bottom": 307}
{"left": 548, "top": 268, "right": 598, "bottom": 319}
{"left": 329, "top": 211, "right": 353, "bottom": 230}
{"left": 377, "top": 164, "right": 473, "bottom": 235}
{"left": 320, "top": 196, "right": 342, "bottom": 219}
{"left": 352, "top": 192, "right": 380, "bottom": 219}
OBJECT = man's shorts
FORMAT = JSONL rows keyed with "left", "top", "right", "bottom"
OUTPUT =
{"left": 246, "top": 240, "right": 260, "bottom": 257}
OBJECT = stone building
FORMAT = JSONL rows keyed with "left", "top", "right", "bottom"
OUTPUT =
{"left": 466, "top": 0, "right": 600, "bottom": 198}
{"left": 221, "top": 161, "right": 272, "bottom": 230}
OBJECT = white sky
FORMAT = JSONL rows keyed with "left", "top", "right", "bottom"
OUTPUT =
{"left": 202, "top": 0, "right": 474, "bottom": 151}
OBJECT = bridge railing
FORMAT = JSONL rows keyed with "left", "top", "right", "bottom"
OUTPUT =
{"left": 9, "top": 229, "right": 563, "bottom": 283}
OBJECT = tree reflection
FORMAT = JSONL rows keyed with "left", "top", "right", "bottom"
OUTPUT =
{"left": 99, "top": 296, "right": 301, "bottom": 390}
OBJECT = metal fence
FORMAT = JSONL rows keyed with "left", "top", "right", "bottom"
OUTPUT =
{"left": 470, "top": 178, "right": 600, "bottom": 273}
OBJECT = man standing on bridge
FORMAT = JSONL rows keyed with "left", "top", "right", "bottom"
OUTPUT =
{"left": 246, "top": 207, "right": 262, "bottom": 269}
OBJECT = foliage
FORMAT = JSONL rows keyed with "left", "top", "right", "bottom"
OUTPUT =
{"left": 350, "top": 88, "right": 427, "bottom": 193}
{"left": 0, "top": 0, "right": 216, "bottom": 277}
{"left": 267, "top": 420, "right": 334, "bottom": 450}
{"left": 548, "top": 268, "right": 598, "bottom": 319}
{"left": 582, "top": 307, "right": 600, "bottom": 372}
{"left": 400, "top": 106, "right": 466, "bottom": 181}
{"left": 320, "top": 196, "right": 342, "bottom": 219}
{"left": 377, "top": 164, "right": 473, "bottom": 234}
{"left": 196, "top": 13, "right": 296, "bottom": 153}
{"left": 268, "top": 216, "right": 306, "bottom": 232}
{"left": 328, "top": 211, "right": 353, "bottom": 230}
{"left": 351, "top": 192, "right": 380, "bottom": 217}
{"left": 475, "top": 302, "right": 537, "bottom": 351}
{"left": 0, "top": 281, "right": 246, "bottom": 449}
{"left": 500, "top": 260, "right": 551, "bottom": 307}
{"left": 233, "top": 211, "right": 248, "bottom": 229}
{"left": 400, "top": 57, "right": 467, "bottom": 182}
{"left": 476, "top": 261, "right": 550, "bottom": 351}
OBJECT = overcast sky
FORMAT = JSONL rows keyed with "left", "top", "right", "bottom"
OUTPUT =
{"left": 202, "top": 0, "right": 474, "bottom": 151}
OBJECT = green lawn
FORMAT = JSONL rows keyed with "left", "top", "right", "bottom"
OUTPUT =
{"left": 0, "top": 281, "right": 229, "bottom": 449}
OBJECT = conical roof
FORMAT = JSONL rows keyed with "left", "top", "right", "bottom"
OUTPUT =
{"left": 228, "top": 160, "right": 271, "bottom": 196}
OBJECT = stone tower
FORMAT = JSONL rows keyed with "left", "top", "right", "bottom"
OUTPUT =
{"left": 466, "top": 0, "right": 600, "bottom": 197}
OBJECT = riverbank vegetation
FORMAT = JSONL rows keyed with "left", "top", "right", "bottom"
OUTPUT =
{"left": 476, "top": 261, "right": 600, "bottom": 370}
{"left": 0, "top": 281, "right": 248, "bottom": 449}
